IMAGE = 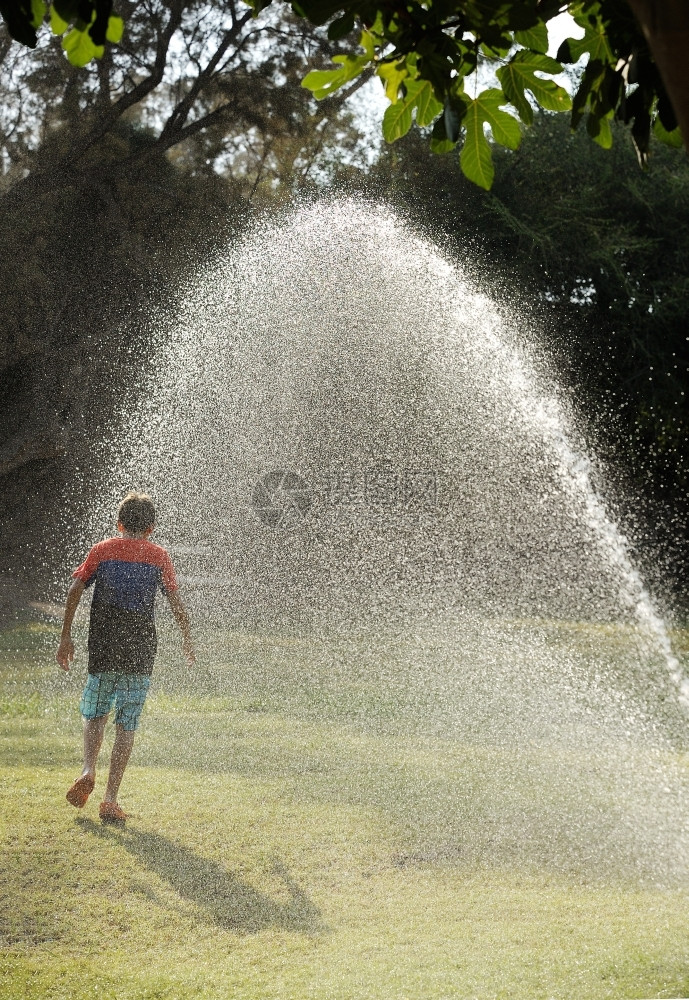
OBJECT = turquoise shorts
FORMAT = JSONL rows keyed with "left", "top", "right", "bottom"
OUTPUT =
{"left": 79, "top": 673, "right": 151, "bottom": 731}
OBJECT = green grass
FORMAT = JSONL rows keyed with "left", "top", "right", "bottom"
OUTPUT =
{"left": 1, "top": 619, "right": 689, "bottom": 999}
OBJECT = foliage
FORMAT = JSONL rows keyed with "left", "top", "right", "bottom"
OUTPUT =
{"left": 0, "top": 0, "right": 122, "bottom": 65}
{"left": 0, "top": 3, "right": 367, "bottom": 203}
{"left": 1, "top": 0, "right": 684, "bottom": 189}
{"left": 299, "top": 0, "right": 683, "bottom": 187}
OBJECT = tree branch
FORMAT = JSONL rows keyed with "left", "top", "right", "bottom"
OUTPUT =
{"left": 156, "top": 97, "right": 264, "bottom": 151}
{"left": 159, "top": 9, "right": 253, "bottom": 143}
{"left": 71, "top": 0, "right": 187, "bottom": 158}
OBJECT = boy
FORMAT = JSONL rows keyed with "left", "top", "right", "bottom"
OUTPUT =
{"left": 56, "top": 491, "right": 194, "bottom": 824}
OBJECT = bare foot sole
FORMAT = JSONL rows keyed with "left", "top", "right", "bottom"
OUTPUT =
{"left": 66, "top": 775, "right": 95, "bottom": 809}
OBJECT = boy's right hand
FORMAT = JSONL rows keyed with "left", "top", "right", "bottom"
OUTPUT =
{"left": 182, "top": 637, "right": 196, "bottom": 667}
{"left": 56, "top": 637, "right": 74, "bottom": 671}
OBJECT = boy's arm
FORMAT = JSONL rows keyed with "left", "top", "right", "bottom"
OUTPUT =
{"left": 56, "top": 579, "right": 85, "bottom": 671}
{"left": 167, "top": 590, "right": 195, "bottom": 666}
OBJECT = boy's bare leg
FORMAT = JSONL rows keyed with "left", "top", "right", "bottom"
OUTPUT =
{"left": 103, "top": 724, "right": 136, "bottom": 803}
{"left": 66, "top": 715, "right": 107, "bottom": 807}
{"left": 83, "top": 715, "right": 108, "bottom": 778}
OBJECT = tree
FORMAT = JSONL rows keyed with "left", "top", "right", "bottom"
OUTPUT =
{"left": 1, "top": 0, "right": 687, "bottom": 189}
{"left": 0, "top": 1, "right": 369, "bottom": 207}
{"left": 299, "top": 0, "right": 687, "bottom": 185}
{"left": 0, "top": 0, "right": 367, "bottom": 468}
{"left": 0, "top": 1, "right": 369, "bottom": 596}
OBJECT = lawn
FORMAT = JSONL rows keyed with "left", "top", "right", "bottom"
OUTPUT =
{"left": 1, "top": 617, "right": 688, "bottom": 1000}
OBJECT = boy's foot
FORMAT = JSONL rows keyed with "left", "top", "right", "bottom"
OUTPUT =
{"left": 99, "top": 801, "right": 129, "bottom": 825}
{"left": 66, "top": 774, "right": 95, "bottom": 809}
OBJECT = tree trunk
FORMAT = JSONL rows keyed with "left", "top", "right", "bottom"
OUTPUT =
{"left": 626, "top": 0, "right": 689, "bottom": 150}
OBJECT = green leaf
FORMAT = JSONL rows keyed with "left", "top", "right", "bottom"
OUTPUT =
{"left": 62, "top": 25, "right": 103, "bottom": 66}
{"left": 514, "top": 22, "right": 548, "bottom": 54}
{"left": 412, "top": 79, "right": 442, "bottom": 128}
{"left": 497, "top": 50, "right": 571, "bottom": 125}
{"left": 30, "top": 0, "right": 46, "bottom": 28}
{"left": 290, "top": 0, "right": 346, "bottom": 26}
{"left": 460, "top": 108, "right": 494, "bottom": 190}
{"left": 52, "top": 0, "right": 80, "bottom": 22}
{"left": 571, "top": 58, "right": 606, "bottom": 128}
{"left": 360, "top": 29, "right": 375, "bottom": 60}
{"left": 482, "top": 92, "right": 521, "bottom": 150}
{"left": 588, "top": 112, "right": 613, "bottom": 148}
{"left": 430, "top": 115, "right": 456, "bottom": 154}
{"left": 302, "top": 53, "right": 369, "bottom": 99}
{"left": 556, "top": 38, "right": 573, "bottom": 63}
{"left": 568, "top": 10, "right": 615, "bottom": 65}
{"left": 302, "top": 30, "right": 373, "bottom": 99}
{"left": 470, "top": 89, "right": 522, "bottom": 150}
{"left": 105, "top": 15, "right": 123, "bottom": 44}
{"left": 382, "top": 98, "right": 414, "bottom": 142}
{"left": 378, "top": 73, "right": 443, "bottom": 142}
{"left": 444, "top": 103, "right": 461, "bottom": 143}
{"left": 653, "top": 118, "right": 683, "bottom": 149}
{"left": 480, "top": 40, "right": 511, "bottom": 59}
{"left": 377, "top": 59, "right": 408, "bottom": 103}
{"left": 368, "top": 10, "right": 384, "bottom": 36}
{"left": 459, "top": 89, "right": 523, "bottom": 190}
{"left": 381, "top": 78, "right": 441, "bottom": 142}
{"left": 49, "top": 4, "right": 68, "bottom": 33}
{"left": 327, "top": 11, "right": 354, "bottom": 40}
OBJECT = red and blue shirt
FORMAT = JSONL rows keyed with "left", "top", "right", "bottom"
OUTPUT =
{"left": 73, "top": 537, "right": 178, "bottom": 617}
{"left": 73, "top": 537, "right": 178, "bottom": 675}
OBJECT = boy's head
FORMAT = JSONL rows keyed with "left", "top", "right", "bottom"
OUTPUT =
{"left": 117, "top": 492, "right": 156, "bottom": 535}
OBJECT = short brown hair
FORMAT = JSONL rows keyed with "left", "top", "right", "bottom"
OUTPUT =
{"left": 117, "top": 492, "right": 156, "bottom": 533}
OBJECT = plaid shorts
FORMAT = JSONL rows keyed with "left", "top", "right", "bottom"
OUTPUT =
{"left": 79, "top": 673, "right": 151, "bottom": 731}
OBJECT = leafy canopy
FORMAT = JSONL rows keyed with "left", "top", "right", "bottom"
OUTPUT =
{"left": 0, "top": 0, "right": 683, "bottom": 188}
{"left": 0, "top": 0, "right": 122, "bottom": 66}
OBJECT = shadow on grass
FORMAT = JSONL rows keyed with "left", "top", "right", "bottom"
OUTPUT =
{"left": 78, "top": 817, "right": 323, "bottom": 937}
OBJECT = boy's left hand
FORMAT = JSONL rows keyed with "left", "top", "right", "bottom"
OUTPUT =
{"left": 56, "top": 637, "right": 75, "bottom": 671}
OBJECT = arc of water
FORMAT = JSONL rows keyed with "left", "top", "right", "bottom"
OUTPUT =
{"left": 492, "top": 333, "right": 689, "bottom": 713}
{"left": 103, "top": 199, "right": 688, "bottom": 716}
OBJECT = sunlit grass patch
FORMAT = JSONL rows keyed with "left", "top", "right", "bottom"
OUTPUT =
{"left": 0, "top": 692, "right": 45, "bottom": 717}
{"left": 2, "top": 620, "right": 689, "bottom": 998}
{"left": 2, "top": 735, "right": 689, "bottom": 999}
